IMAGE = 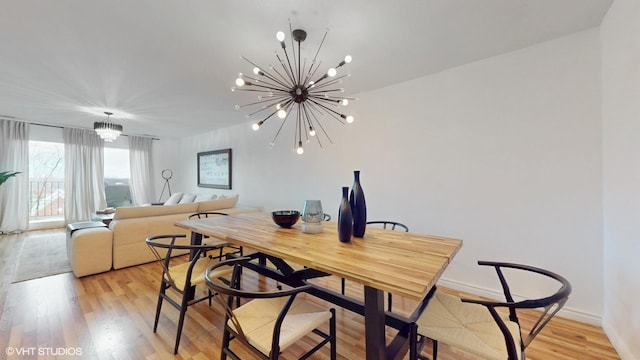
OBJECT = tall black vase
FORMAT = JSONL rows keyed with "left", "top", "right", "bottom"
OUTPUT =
{"left": 350, "top": 170, "right": 367, "bottom": 237}
{"left": 338, "top": 186, "right": 353, "bottom": 243}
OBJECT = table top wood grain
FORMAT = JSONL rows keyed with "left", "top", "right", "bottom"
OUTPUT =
{"left": 176, "top": 212, "right": 462, "bottom": 300}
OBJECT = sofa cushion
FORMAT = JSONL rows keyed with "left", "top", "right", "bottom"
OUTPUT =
{"left": 194, "top": 193, "right": 215, "bottom": 202}
{"left": 113, "top": 202, "right": 199, "bottom": 220}
{"left": 197, "top": 194, "right": 239, "bottom": 212}
{"left": 179, "top": 193, "right": 197, "bottom": 204}
{"left": 164, "top": 192, "right": 183, "bottom": 205}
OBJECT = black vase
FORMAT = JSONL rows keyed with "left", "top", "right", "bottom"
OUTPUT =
{"left": 350, "top": 170, "right": 367, "bottom": 237}
{"left": 338, "top": 186, "right": 353, "bottom": 243}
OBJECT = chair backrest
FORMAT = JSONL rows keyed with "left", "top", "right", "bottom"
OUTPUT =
{"left": 366, "top": 220, "right": 409, "bottom": 232}
{"left": 188, "top": 211, "right": 229, "bottom": 219}
{"left": 146, "top": 234, "right": 217, "bottom": 291}
{"left": 205, "top": 257, "right": 313, "bottom": 354}
{"left": 462, "top": 261, "right": 572, "bottom": 357}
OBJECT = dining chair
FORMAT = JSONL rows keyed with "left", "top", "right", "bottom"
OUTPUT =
{"left": 145, "top": 234, "right": 233, "bottom": 354}
{"left": 205, "top": 257, "right": 337, "bottom": 360}
{"left": 411, "top": 261, "right": 572, "bottom": 360}
{"left": 340, "top": 220, "right": 409, "bottom": 312}
{"left": 188, "top": 211, "right": 243, "bottom": 258}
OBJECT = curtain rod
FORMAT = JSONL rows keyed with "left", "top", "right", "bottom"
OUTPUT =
{"left": 27, "top": 121, "right": 160, "bottom": 140}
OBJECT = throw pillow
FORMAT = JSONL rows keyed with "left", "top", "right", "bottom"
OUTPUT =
{"left": 164, "top": 192, "right": 183, "bottom": 205}
{"left": 194, "top": 194, "right": 213, "bottom": 202}
{"left": 196, "top": 194, "right": 239, "bottom": 212}
{"left": 179, "top": 193, "right": 197, "bottom": 204}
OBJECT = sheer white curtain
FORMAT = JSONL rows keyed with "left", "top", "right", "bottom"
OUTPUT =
{"left": 128, "top": 136, "right": 154, "bottom": 205}
{"left": 0, "top": 120, "right": 29, "bottom": 233}
{"left": 63, "top": 128, "right": 106, "bottom": 224}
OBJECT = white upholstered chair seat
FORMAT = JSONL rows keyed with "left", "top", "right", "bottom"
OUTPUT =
{"left": 167, "top": 256, "right": 231, "bottom": 291}
{"left": 229, "top": 297, "right": 332, "bottom": 356}
{"left": 417, "top": 291, "right": 522, "bottom": 360}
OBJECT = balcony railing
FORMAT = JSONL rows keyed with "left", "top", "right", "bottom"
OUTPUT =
{"left": 29, "top": 179, "right": 65, "bottom": 219}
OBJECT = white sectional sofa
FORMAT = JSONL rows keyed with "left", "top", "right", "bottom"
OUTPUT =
{"left": 66, "top": 195, "right": 261, "bottom": 277}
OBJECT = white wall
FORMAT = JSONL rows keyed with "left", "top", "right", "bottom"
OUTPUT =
{"left": 165, "top": 29, "right": 603, "bottom": 324}
{"left": 601, "top": 0, "right": 640, "bottom": 358}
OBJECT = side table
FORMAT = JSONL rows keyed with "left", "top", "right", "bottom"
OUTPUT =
{"left": 92, "top": 213, "right": 115, "bottom": 225}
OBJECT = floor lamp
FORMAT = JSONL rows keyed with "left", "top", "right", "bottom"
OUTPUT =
{"left": 159, "top": 169, "right": 173, "bottom": 202}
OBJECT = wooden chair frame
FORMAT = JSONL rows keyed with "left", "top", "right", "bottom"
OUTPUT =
{"left": 205, "top": 257, "right": 337, "bottom": 360}
{"left": 412, "top": 261, "right": 572, "bottom": 360}
{"left": 145, "top": 234, "right": 239, "bottom": 354}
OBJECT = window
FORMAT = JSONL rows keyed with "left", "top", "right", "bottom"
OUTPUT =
{"left": 104, "top": 148, "right": 132, "bottom": 207}
{"left": 29, "top": 141, "right": 65, "bottom": 219}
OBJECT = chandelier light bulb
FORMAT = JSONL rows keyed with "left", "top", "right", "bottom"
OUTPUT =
{"left": 252, "top": 123, "right": 260, "bottom": 131}
{"left": 276, "top": 31, "right": 285, "bottom": 42}
{"left": 346, "top": 115, "right": 354, "bottom": 123}
{"left": 344, "top": 55, "right": 352, "bottom": 63}
{"left": 235, "top": 105, "right": 240, "bottom": 110}
{"left": 309, "top": 128, "right": 316, "bottom": 136}
{"left": 277, "top": 109, "right": 287, "bottom": 119}
{"left": 327, "top": 68, "right": 337, "bottom": 77}
{"left": 235, "top": 78, "right": 245, "bottom": 87}
{"left": 253, "top": 67, "right": 261, "bottom": 75}
{"left": 341, "top": 99, "right": 349, "bottom": 106}
{"left": 276, "top": 103, "right": 281, "bottom": 109}
{"left": 296, "top": 142, "right": 304, "bottom": 155}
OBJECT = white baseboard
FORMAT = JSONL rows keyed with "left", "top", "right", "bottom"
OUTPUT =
{"left": 603, "top": 321, "right": 639, "bottom": 360}
{"left": 437, "top": 278, "right": 602, "bottom": 326}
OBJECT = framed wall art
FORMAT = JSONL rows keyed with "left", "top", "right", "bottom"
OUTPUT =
{"left": 197, "top": 148, "right": 232, "bottom": 189}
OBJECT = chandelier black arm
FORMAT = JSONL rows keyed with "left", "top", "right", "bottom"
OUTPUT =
{"left": 295, "top": 105, "right": 304, "bottom": 149}
{"left": 302, "top": 59, "right": 322, "bottom": 88}
{"left": 304, "top": 101, "right": 335, "bottom": 144}
{"left": 307, "top": 98, "right": 347, "bottom": 125}
{"left": 308, "top": 73, "right": 350, "bottom": 91}
{"left": 268, "top": 61, "right": 295, "bottom": 90}
{"left": 311, "top": 31, "right": 328, "bottom": 65}
{"left": 241, "top": 56, "right": 291, "bottom": 89}
{"left": 279, "top": 41, "right": 298, "bottom": 87}
{"left": 269, "top": 104, "right": 292, "bottom": 147}
{"left": 301, "top": 103, "right": 327, "bottom": 149}
{"left": 240, "top": 59, "right": 292, "bottom": 90}
{"left": 243, "top": 81, "right": 290, "bottom": 93}
{"left": 308, "top": 96, "right": 342, "bottom": 106}
{"left": 235, "top": 95, "right": 289, "bottom": 111}
{"left": 296, "top": 36, "right": 302, "bottom": 85}
{"left": 275, "top": 53, "right": 296, "bottom": 87}
{"left": 241, "top": 73, "right": 289, "bottom": 92}
{"left": 245, "top": 97, "right": 290, "bottom": 118}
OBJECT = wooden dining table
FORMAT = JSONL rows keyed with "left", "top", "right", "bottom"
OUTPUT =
{"left": 175, "top": 212, "right": 462, "bottom": 360}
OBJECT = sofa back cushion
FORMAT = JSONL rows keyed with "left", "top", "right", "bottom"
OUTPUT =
{"left": 113, "top": 202, "right": 199, "bottom": 220}
{"left": 196, "top": 195, "right": 239, "bottom": 212}
{"left": 163, "top": 192, "right": 183, "bottom": 205}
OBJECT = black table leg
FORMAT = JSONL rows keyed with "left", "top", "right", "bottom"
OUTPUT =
{"left": 187, "top": 231, "right": 203, "bottom": 301}
{"left": 364, "top": 285, "right": 387, "bottom": 360}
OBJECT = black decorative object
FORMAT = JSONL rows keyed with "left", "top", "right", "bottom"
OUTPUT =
{"left": 271, "top": 210, "right": 300, "bottom": 228}
{"left": 350, "top": 170, "right": 367, "bottom": 237}
{"left": 338, "top": 187, "right": 353, "bottom": 243}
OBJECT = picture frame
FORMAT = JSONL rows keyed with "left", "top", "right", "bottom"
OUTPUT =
{"left": 197, "top": 148, "right": 232, "bottom": 189}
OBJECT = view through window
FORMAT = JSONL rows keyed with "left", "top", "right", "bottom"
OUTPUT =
{"left": 29, "top": 141, "right": 65, "bottom": 219}
{"left": 28, "top": 142, "right": 133, "bottom": 221}
{"left": 104, "top": 148, "right": 132, "bottom": 207}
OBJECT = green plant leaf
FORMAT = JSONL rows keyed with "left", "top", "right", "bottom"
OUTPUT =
{"left": 0, "top": 171, "right": 21, "bottom": 187}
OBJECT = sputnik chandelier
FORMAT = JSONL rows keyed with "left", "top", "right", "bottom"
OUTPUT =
{"left": 232, "top": 23, "right": 354, "bottom": 155}
{"left": 94, "top": 111, "right": 123, "bottom": 142}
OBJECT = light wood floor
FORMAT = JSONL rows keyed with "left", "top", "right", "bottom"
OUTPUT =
{"left": 0, "top": 229, "right": 620, "bottom": 359}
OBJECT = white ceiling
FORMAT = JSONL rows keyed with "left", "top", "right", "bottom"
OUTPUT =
{"left": 0, "top": 0, "right": 612, "bottom": 139}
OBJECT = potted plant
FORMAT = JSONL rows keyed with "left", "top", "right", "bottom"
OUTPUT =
{"left": 0, "top": 171, "right": 21, "bottom": 187}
